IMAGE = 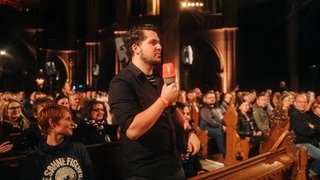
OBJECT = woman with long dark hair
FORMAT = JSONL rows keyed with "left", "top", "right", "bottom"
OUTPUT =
{"left": 237, "top": 101, "right": 264, "bottom": 157}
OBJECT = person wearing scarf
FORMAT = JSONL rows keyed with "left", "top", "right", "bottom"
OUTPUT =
{"left": 72, "top": 100, "right": 118, "bottom": 145}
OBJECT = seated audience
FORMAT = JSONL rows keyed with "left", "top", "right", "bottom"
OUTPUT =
{"left": 199, "top": 90, "right": 226, "bottom": 158}
{"left": 216, "top": 92, "right": 233, "bottom": 120}
{"left": 0, "top": 98, "right": 31, "bottom": 156}
{"left": 20, "top": 97, "right": 55, "bottom": 150}
{"left": 18, "top": 104, "right": 94, "bottom": 179}
{"left": 252, "top": 92, "right": 272, "bottom": 133}
{"left": 289, "top": 93, "right": 320, "bottom": 179}
{"left": 55, "top": 94, "right": 70, "bottom": 108}
{"left": 237, "top": 101, "right": 264, "bottom": 157}
{"left": 271, "top": 92, "right": 282, "bottom": 108}
{"left": 308, "top": 100, "right": 320, "bottom": 138}
{"left": 72, "top": 100, "right": 118, "bottom": 145}
{"left": 176, "top": 103, "right": 208, "bottom": 178}
{"left": 68, "top": 92, "right": 82, "bottom": 124}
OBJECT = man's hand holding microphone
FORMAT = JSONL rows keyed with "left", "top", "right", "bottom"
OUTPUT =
{"left": 161, "top": 63, "right": 200, "bottom": 155}
{"left": 160, "top": 63, "right": 179, "bottom": 107}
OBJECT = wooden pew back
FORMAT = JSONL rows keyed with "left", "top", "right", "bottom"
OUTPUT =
{"left": 190, "top": 102, "right": 210, "bottom": 159}
{"left": 190, "top": 147, "right": 307, "bottom": 180}
{"left": 224, "top": 106, "right": 250, "bottom": 165}
{"left": 192, "top": 106, "right": 308, "bottom": 179}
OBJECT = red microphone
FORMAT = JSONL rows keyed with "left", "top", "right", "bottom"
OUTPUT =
{"left": 162, "top": 63, "right": 176, "bottom": 107}
{"left": 162, "top": 63, "right": 176, "bottom": 85}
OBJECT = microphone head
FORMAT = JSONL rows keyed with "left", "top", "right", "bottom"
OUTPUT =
{"left": 162, "top": 63, "right": 176, "bottom": 78}
{"left": 162, "top": 63, "right": 176, "bottom": 85}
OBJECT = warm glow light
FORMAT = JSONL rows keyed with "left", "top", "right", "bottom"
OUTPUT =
{"left": 0, "top": 50, "right": 6, "bottom": 55}
{"left": 181, "top": 1, "right": 204, "bottom": 8}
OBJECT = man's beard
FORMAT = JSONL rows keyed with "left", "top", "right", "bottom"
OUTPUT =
{"left": 141, "top": 51, "right": 161, "bottom": 66}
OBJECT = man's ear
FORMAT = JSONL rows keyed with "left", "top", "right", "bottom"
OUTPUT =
{"left": 48, "top": 118, "right": 55, "bottom": 128}
{"left": 132, "top": 44, "right": 140, "bottom": 54}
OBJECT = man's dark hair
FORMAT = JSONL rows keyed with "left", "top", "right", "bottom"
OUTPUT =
{"left": 204, "top": 90, "right": 215, "bottom": 98}
{"left": 32, "top": 97, "right": 54, "bottom": 115}
{"left": 124, "top": 24, "right": 159, "bottom": 59}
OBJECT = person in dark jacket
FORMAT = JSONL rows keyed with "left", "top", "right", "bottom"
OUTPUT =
{"left": 199, "top": 90, "right": 226, "bottom": 158}
{"left": 72, "top": 100, "right": 118, "bottom": 145}
{"left": 0, "top": 98, "right": 31, "bottom": 156}
{"left": 18, "top": 104, "right": 94, "bottom": 180}
{"left": 237, "top": 101, "right": 264, "bottom": 157}
{"left": 290, "top": 93, "right": 320, "bottom": 179}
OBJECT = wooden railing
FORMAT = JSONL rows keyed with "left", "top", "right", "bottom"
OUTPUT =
{"left": 190, "top": 146, "right": 307, "bottom": 180}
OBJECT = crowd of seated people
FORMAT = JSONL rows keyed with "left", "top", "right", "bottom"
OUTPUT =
{"left": 176, "top": 86, "right": 320, "bottom": 167}
{"left": 0, "top": 89, "right": 119, "bottom": 179}
{"left": 0, "top": 89, "right": 118, "bottom": 158}
{"left": 3, "top": 84, "right": 320, "bottom": 178}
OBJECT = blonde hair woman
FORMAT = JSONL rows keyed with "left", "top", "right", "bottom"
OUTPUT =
{"left": 0, "top": 98, "right": 31, "bottom": 156}
{"left": 0, "top": 98, "right": 30, "bottom": 131}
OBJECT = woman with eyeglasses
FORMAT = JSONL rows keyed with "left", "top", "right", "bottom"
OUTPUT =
{"left": 72, "top": 100, "right": 118, "bottom": 145}
{"left": 0, "top": 98, "right": 31, "bottom": 156}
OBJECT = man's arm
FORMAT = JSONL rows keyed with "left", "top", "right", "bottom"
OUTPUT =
{"left": 126, "top": 83, "right": 178, "bottom": 140}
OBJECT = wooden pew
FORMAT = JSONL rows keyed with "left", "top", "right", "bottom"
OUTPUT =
{"left": 189, "top": 146, "right": 307, "bottom": 180}
{"left": 190, "top": 106, "right": 308, "bottom": 180}
{"left": 192, "top": 104, "right": 250, "bottom": 162}
{"left": 0, "top": 141, "right": 122, "bottom": 180}
{"left": 260, "top": 106, "right": 291, "bottom": 153}
{"left": 190, "top": 102, "right": 210, "bottom": 159}
{"left": 223, "top": 106, "right": 250, "bottom": 165}
{"left": 259, "top": 105, "right": 307, "bottom": 179}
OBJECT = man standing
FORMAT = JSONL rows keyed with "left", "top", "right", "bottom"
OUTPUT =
{"left": 108, "top": 24, "right": 200, "bottom": 179}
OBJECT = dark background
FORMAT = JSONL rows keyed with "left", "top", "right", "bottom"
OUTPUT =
{"left": 237, "top": 0, "right": 320, "bottom": 93}
{"left": 1, "top": 0, "right": 320, "bottom": 94}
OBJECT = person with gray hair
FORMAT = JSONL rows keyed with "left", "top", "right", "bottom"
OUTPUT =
{"left": 290, "top": 93, "right": 320, "bottom": 179}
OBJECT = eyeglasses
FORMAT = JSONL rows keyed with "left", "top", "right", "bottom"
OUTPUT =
{"left": 92, "top": 108, "right": 105, "bottom": 112}
{"left": 8, "top": 106, "right": 21, "bottom": 111}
